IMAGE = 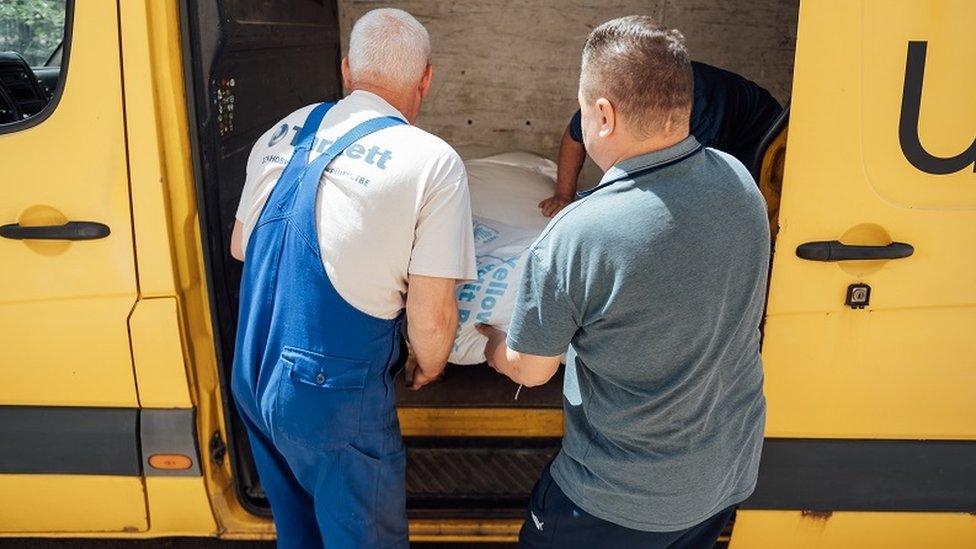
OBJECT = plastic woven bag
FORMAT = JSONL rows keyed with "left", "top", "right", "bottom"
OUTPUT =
{"left": 450, "top": 216, "right": 538, "bottom": 365}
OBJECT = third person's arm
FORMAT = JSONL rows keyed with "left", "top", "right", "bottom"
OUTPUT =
{"left": 539, "top": 126, "right": 586, "bottom": 217}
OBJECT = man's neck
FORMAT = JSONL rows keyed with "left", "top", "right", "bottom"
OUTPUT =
{"left": 608, "top": 130, "right": 690, "bottom": 168}
{"left": 349, "top": 83, "right": 417, "bottom": 124}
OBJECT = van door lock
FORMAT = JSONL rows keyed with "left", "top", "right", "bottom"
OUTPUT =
{"left": 845, "top": 283, "right": 871, "bottom": 309}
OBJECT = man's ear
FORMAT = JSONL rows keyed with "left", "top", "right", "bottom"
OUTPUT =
{"left": 341, "top": 57, "right": 352, "bottom": 93}
{"left": 419, "top": 63, "right": 433, "bottom": 98}
{"left": 596, "top": 97, "right": 615, "bottom": 138}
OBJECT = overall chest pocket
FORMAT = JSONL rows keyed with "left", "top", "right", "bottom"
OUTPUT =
{"left": 274, "top": 346, "right": 369, "bottom": 450}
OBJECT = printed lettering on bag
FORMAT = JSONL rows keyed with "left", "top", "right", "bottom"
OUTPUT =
{"left": 450, "top": 218, "right": 537, "bottom": 364}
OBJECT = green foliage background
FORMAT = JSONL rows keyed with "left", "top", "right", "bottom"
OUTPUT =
{"left": 0, "top": 0, "right": 66, "bottom": 66}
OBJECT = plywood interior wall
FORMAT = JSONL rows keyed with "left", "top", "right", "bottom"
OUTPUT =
{"left": 338, "top": 1, "right": 798, "bottom": 163}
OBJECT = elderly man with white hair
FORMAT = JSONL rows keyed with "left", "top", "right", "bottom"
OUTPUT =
{"left": 229, "top": 8, "right": 475, "bottom": 548}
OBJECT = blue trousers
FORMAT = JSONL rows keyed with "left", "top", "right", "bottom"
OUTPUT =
{"left": 519, "top": 464, "right": 734, "bottom": 549}
{"left": 238, "top": 401, "right": 407, "bottom": 549}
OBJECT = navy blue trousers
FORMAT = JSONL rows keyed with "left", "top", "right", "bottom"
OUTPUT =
{"left": 519, "top": 464, "right": 734, "bottom": 549}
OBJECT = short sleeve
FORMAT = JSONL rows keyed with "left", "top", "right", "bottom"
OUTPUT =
{"left": 568, "top": 109, "right": 584, "bottom": 144}
{"left": 237, "top": 106, "right": 312, "bottom": 224}
{"left": 408, "top": 155, "right": 478, "bottom": 281}
{"left": 236, "top": 139, "right": 265, "bottom": 222}
{"left": 506, "top": 245, "right": 579, "bottom": 357}
{"left": 234, "top": 124, "right": 282, "bottom": 259}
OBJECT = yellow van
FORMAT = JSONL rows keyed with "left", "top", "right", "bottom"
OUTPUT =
{"left": 0, "top": 0, "right": 973, "bottom": 546}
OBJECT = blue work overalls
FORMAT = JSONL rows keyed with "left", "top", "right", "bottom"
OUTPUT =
{"left": 231, "top": 102, "right": 408, "bottom": 549}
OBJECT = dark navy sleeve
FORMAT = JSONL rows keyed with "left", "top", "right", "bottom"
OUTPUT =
{"left": 568, "top": 110, "right": 584, "bottom": 143}
{"left": 689, "top": 61, "right": 782, "bottom": 166}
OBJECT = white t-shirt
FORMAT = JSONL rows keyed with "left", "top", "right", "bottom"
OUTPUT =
{"left": 236, "top": 90, "right": 477, "bottom": 319}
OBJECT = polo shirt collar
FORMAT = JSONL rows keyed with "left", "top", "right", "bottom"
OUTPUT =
{"left": 580, "top": 135, "right": 703, "bottom": 197}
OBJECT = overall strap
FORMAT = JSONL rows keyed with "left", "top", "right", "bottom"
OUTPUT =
{"left": 258, "top": 102, "right": 334, "bottom": 223}
{"left": 294, "top": 102, "right": 333, "bottom": 152}
{"left": 292, "top": 116, "right": 406, "bottom": 244}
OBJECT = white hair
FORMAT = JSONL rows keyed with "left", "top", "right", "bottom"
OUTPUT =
{"left": 348, "top": 9, "right": 430, "bottom": 92}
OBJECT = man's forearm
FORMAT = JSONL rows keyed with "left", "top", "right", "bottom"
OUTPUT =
{"left": 555, "top": 128, "right": 586, "bottom": 198}
{"left": 408, "top": 312, "right": 457, "bottom": 377}
{"left": 480, "top": 325, "right": 561, "bottom": 387}
{"left": 492, "top": 349, "right": 530, "bottom": 386}
{"left": 406, "top": 274, "right": 460, "bottom": 380}
{"left": 493, "top": 347, "right": 560, "bottom": 387}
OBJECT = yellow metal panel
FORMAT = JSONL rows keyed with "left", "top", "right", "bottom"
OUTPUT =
{"left": 861, "top": 0, "right": 976, "bottom": 209}
{"left": 0, "top": 475, "right": 147, "bottom": 533}
{"left": 0, "top": 0, "right": 138, "bottom": 407}
{"left": 0, "top": 478, "right": 219, "bottom": 539}
{"left": 135, "top": 0, "right": 266, "bottom": 535}
{"left": 0, "top": 297, "right": 136, "bottom": 406}
{"left": 730, "top": 510, "right": 976, "bottom": 548}
{"left": 757, "top": 128, "right": 787, "bottom": 243}
{"left": 762, "top": 0, "right": 976, "bottom": 439}
{"left": 129, "top": 298, "right": 192, "bottom": 408}
{"left": 408, "top": 518, "right": 522, "bottom": 543}
{"left": 144, "top": 477, "right": 217, "bottom": 536}
{"left": 119, "top": 0, "right": 178, "bottom": 297}
{"left": 764, "top": 308, "right": 976, "bottom": 439}
{"left": 398, "top": 408, "right": 563, "bottom": 437}
{"left": 213, "top": 518, "right": 523, "bottom": 543}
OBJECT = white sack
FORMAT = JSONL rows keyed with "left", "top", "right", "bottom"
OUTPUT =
{"left": 465, "top": 152, "right": 556, "bottom": 233}
{"left": 451, "top": 216, "right": 539, "bottom": 365}
{"left": 448, "top": 152, "right": 558, "bottom": 365}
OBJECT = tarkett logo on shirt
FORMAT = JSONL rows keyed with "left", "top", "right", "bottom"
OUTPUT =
{"left": 268, "top": 122, "right": 394, "bottom": 169}
{"left": 268, "top": 123, "right": 290, "bottom": 146}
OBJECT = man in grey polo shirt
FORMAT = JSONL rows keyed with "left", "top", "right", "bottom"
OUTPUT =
{"left": 477, "top": 16, "right": 769, "bottom": 548}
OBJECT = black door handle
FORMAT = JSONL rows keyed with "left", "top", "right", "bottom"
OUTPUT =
{"left": 796, "top": 240, "right": 914, "bottom": 261}
{"left": 0, "top": 221, "right": 110, "bottom": 241}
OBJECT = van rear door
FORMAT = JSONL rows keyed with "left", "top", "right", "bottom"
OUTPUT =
{"left": 734, "top": 0, "right": 976, "bottom": 546}
{"left": 0, "top": 1, "right": 148, "bottom": 533}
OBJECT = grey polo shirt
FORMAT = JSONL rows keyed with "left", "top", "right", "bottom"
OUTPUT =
{"left": 507, "top": 136, "right": 770, "bottom": 531}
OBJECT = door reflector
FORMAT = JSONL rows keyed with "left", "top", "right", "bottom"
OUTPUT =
{"left": 148, "top": 453, "right": 193, "bottom": 471}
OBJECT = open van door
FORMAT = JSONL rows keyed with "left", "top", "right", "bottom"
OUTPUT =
{"left": 734, "top": 0, "right": 976, "bottom": 546}
{"left": 0, "top": 1, "right": 148, "bottom": 533}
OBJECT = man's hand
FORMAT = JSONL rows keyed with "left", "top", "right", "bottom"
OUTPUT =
{"left": 538, "top": 194, "right": 573, "bottom": 218}
{"left": 410, "top": 365, "right": 440, "bottom": 391}
{"left": 476, "top": 323, "right": 509, "bottom": 374}
{"left": 540, "top": 125, "right": 587, "bottom": 218}
{"left": 404, "top": 345, "right": 442, "bottom": 391}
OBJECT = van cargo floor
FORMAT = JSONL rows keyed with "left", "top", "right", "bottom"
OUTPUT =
{"left": 405, "top": 437, "right": 561, "bottom": 517}
{"left": 396, "top": 363, "right": 564, "bottom": 408}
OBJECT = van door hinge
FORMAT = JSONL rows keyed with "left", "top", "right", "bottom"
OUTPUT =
{"left": 209, "top": 430, "right": 226, "bottom": 466}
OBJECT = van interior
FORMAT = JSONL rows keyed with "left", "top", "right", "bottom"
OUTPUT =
{"left": 0, "top": 18, "right": 64, "bottom": 125}
{"left": 179, "top": 0, "right": 795, "bottom": 520}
